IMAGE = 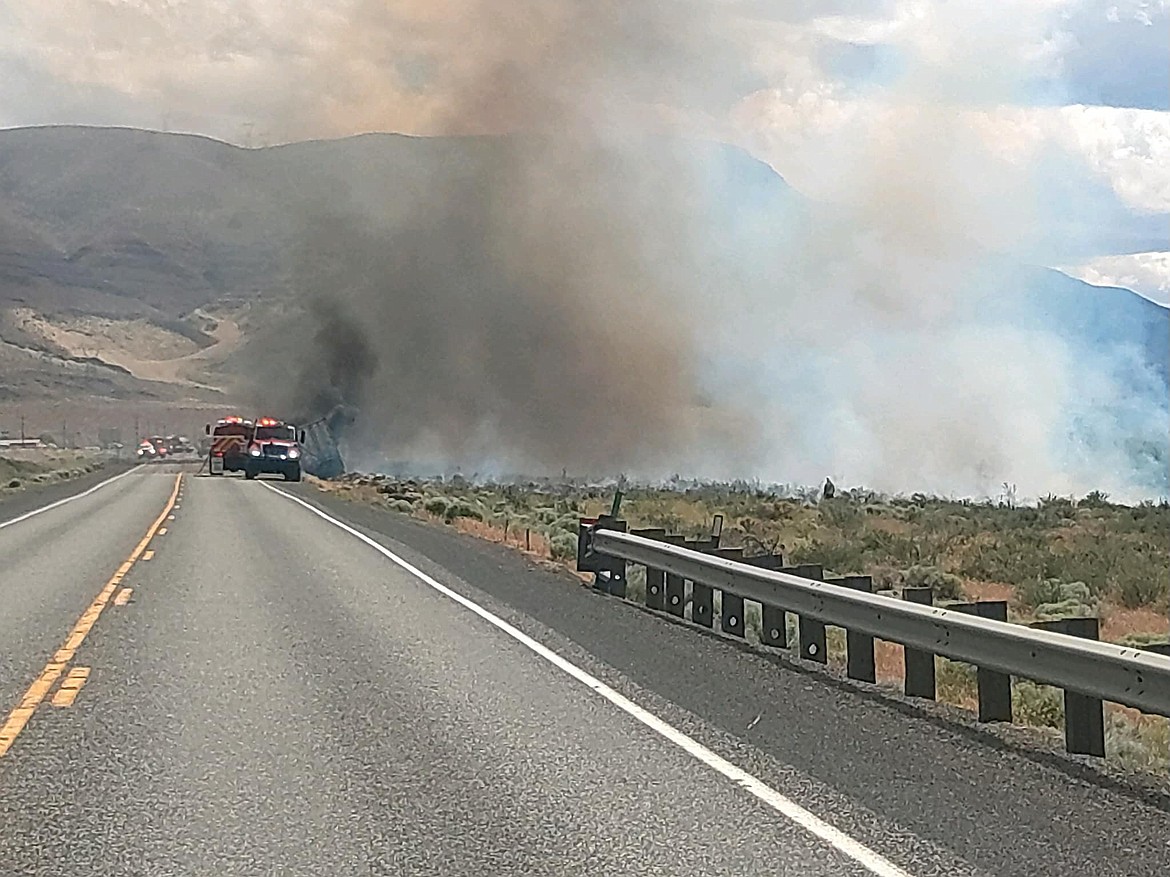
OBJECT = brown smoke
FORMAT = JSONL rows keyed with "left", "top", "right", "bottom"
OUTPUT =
{"left": 249, "top": 1, "right": 763, "bottom": 473}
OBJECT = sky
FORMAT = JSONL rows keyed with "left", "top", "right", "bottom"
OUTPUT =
{"left": 0, "top": 1, "right": 1166, "bottom": 309}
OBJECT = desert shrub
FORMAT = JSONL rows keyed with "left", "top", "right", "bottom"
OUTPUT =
{"left": 1019, "top": 578, "right": 1087, "bottom": 608}
{"left": 534, "top": 507, "right": 560, "bottom": 525}
{"left": 624, "top": 565, "right": 647, "bottom": 604}
{"left": 1106, "top": 714, "right": 1169, "bottom": 774}
{"left": 423, "top": 496, "right": 449, "bottom": 517}
{"left": 549, "top": 533, "right": 577, "bottom": 561}
{"left": 445, "top": 500, "right": 482, "bottom": 522}
{"left": 1031, "top": 598, "right": 1099, "bottom": 622}
{"left": 1013, "top": 682, "right": 1063, "bottom": 729}
{"left": 790, "top": 538, "right": 865, "bottom": 575}
{"left": 1116, "top": 576, "right": 1169, "bottom": 610}
{"left": 937, "top": 659, "right": 977, "bottom": 705}
{"left": 388, "top": 499, "right": 414, "bottom": 514}
{"left": 1018, "top": 579, "right": 1098, "bottom": 620}
{"left": 820, "top": 499, "right": 864, "bottom": 532}
{"left": 902, "top": 565, "right": 965, "bottom": 601}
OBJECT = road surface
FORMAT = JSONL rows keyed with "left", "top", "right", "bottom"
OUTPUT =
{"left": 0, "top": 466, "right": 1167, "bottom": 876}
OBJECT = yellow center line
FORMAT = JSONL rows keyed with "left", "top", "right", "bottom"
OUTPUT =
{"left": 51, "top": 667, "right": 91, "bottom": 708}
{"left": 0, "top": 473, "right": 181, "bottom": 759}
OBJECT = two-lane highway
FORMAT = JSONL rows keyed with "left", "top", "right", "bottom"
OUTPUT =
{"left": 0, "top": 470, "right": 906, "bottom": 876}
{"left": 1, "top": 468, "right": 1168, "bottom": 876}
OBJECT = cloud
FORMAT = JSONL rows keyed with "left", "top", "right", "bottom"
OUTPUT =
{"left": 1061, "top": 252, "right": 1170, "bottom": 306}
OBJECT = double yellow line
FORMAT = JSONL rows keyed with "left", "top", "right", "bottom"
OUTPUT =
{"left": 0, "top": 473, "right": 182, "bottom": 759}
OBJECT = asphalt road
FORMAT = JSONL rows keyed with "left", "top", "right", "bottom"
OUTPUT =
{"left": 0, "top": 468, "right": 1167, "bottom": 876}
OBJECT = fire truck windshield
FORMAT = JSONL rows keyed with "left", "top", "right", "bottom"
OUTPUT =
{"left": 255, "top": 424, "right": 295, "bottom": 441}
{"left": 213, "top": 423, "right": 252, "bottom": 437}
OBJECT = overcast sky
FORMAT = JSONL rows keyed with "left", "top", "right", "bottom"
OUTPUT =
{"left": 1, "top": 0, "right": 1167, "bottom": 300}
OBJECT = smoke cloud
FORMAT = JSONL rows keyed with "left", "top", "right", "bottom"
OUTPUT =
{"left": 15, "top": 0, "right": 1162, "bottom": 495}
{"left": 240, "top": 0, "right": 1167, "bottom": 498}
{"left": 248, "top": 1, "right": 766, "bottom": 476}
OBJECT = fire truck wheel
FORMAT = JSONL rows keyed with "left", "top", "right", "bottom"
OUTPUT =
{"left": 285, "top": 466, "right": 302, "bottom": 482}
{"left": 244, "top": 467, "right": 257, "bottom": 480}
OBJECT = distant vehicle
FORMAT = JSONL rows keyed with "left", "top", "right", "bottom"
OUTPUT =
{"left": 136, "top": 439, "right": 159, "bottom": 461}
{"left": 204, "top": 416, "right": 255, "bottom": 475}
{"left": 243, "top": 417, "right": 305, "bottom": 482}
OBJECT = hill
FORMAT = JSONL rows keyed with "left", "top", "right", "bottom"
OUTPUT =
{"left": 0, "top": 126, "right": 1165, "bottom": 464}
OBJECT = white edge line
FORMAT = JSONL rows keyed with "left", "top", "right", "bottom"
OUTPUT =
{"left": 0, "top": 465, "right": 143, "bottom": 532}
{"left": 263, "top": 483, "right": 914, "bottom": 877}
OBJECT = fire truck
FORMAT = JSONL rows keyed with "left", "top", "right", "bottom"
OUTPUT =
{"left": 205, "top": 416, "right": 255, "bottom": 475}
{"left": 243, "top": 417, "right": 305, "bottom": 481}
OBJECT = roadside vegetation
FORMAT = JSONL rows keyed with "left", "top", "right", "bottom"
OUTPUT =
{"left": 0, "top": 450, "right": 110, "bottom": 494}
{"left": 316, "top": 473, "right": 1169, "bottom": 774}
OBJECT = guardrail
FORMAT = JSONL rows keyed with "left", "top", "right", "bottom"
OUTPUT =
{"left": 580, "top": 521, "right": 1170, "bottom": 760}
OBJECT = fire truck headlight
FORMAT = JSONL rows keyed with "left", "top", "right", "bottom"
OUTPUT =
{"left": 288, "top": 448, "right": 300, "bottom": 459}
{"left": 249, "top": 446, "right": 261, "bottom": 457}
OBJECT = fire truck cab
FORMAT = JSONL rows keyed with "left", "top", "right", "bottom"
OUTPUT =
{"left": 243, "top": 417, "right": 305, "bottom": 482}
{"left": 205, "top": 416, "right": 255, "bottom": 475}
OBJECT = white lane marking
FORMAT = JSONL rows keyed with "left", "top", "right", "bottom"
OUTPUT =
{"left": 0, "top": 466, "right": 143, "bottom": 532}
{"left": 263, "top": 483, "right": 913, "bottom": 877}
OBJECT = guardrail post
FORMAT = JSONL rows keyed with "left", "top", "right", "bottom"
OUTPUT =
{"left": 664, "top": 535, "right": 687, "bottom": 618}
{"left": 952, "top": 601, "right": 1013, "bottom": 722}
{"left": 796, "top": 565, "right": 827, "bottom": 664}
{"left": 838, "top": 575, "right": 876, "bottom": 683}
{"left": 631, "top": 528, "right": 667, "bottom": 610}
{"left": 686, "top": 539, "right": 717, "bottom": 627}
{"left": 1032, "top": 617, "right": 1106, "bottom": 757}
{"left": 747, "top": 554, "right": 789, "bottom": 648}
{"left": 710, "top": 548, "right": 746, "bottom": 637}
{"left": 902, "top": 587, "right": 936, "bottom": 700}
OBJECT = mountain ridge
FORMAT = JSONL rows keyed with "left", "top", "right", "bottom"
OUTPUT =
{"left": 0, "top": 125, "right": 1165, "bottom": 407}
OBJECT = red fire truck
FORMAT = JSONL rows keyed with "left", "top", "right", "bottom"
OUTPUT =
{"left": 243, "top": 417, "right": 305, "bottom": 482}
{"left": 205, "top": 416, "right": 255, "bottom": 475}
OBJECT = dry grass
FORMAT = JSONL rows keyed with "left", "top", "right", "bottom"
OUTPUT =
{"left": 316, "top": 473, "right": 1170, "bottom": 773}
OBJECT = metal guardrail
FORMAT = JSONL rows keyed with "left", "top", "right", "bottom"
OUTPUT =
{"left": 585, "top": 528, "right": 1170, "bottom": 728}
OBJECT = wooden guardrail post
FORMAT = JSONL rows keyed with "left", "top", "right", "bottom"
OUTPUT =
{"left": 951, "top": 601, "right": 1013, "bottom": 722}
{"left": 902, "top": 587, "right": 936, "bottom": 700}
{"left": 1031, "top": 617, "right": 1106, "bottom": 757}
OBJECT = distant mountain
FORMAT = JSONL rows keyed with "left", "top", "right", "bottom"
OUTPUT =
{"left": 0, "top": 125, "right": 1165, "bottom": 408}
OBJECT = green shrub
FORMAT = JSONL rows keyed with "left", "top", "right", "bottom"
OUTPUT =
{"left": 1116, "top": 576, "right": 1169, "bottom": 610}
{"left": 424, "top": 496, "right": 450, "bottom": 517}
{"left": 550, "top": 533, "right": 577, "bottom": 561}
{"left": 1106, "top": 714, "right": 1169, "bottom": 774}
{"left": 1031, "top": 598, "right": 1098, "bottom": 622}
{"left": 903, "top": 565, "right": 965, "bottom": 601}
{"left": 1019, "top": 578, "right": 1089, "bottom": 608}
{"left": 937, "top": 659, "right": 977, "bottom": 704}
{"left": 388, "top": 499, "right": 414, "bottom": 514}
{"left": 445, "top": 500, "right": 483, "bottom": 522}
{"left": 1013, "top": 682, "right": 1063, "bottom": 729}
